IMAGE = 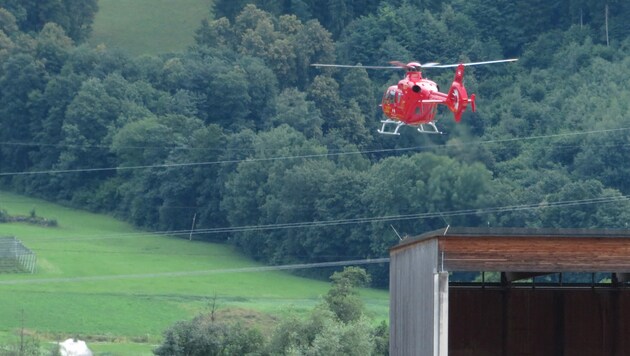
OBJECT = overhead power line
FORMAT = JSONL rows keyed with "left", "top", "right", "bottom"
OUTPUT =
{"left": 159, "top": 195, "right": 629, "bottom": 235}
{"left": 0, "top": 258, "right": 389, "bottom": 285}
{"left": 0, "top": 126, "right": 627, "bottom": 151}
{"left": 31, "top": 194, "right": 629, "bottom": 243}
{"left": 1, "top": 127, "right": 629, "bottom": 177}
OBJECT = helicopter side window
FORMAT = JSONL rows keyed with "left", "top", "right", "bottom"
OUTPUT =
{"left": 384, "top": 90, "right": 396, "bottom": 104}
{"left": 395, "top": 91, "right": 402, "bottom": 104}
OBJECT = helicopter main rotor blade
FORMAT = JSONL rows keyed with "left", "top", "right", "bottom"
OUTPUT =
{"left": 389, "top": 61, "right": 409, "bottom": 69}
{"left": 420, "top": 62, "right": 440, "bottom": 67}
{"left": 430, "top": 58, "right": 518, "bottom": 68}
{"left": 311, "top": 58, "right": 517, "bottom": 70}
{"left": 310, "top": 63, "right": 400, "bottom": 69}
{"left": 390, "top": 61, "right": 440, "bottom": 69}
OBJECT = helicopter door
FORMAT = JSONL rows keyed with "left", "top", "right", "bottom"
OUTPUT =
{"left": 381, "top": 88, "right": 398, "bottom": 116}
{"left": 409, "top": 103, "right": 423, "bottom": 122}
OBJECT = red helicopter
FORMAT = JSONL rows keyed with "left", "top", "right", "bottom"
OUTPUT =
{"left": 313, "top": 59, "right": 518, "bottom": 135}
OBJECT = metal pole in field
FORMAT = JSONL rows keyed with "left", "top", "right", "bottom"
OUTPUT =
{"left": 605, "top": 4, "right": 609, "bottom": 47}
{"left": 13, "top": 237, "right": 19, "bottom": 271}
{"left": 189, "top": 213, "right": 197, "bottom": 241}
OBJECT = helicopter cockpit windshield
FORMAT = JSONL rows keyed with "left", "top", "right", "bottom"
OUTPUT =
{"left": 383, "top": 88, "right": 401, "bottom": 104}
{"left": 383, "top": 89, "right": 394, "bottom": 104}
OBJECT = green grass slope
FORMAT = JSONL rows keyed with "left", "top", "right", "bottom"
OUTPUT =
{"left": 0, "top": 192, "right": 388, "bottom": 353}
{"left": 90, "top": 0, "right": 214, "bottom": 56}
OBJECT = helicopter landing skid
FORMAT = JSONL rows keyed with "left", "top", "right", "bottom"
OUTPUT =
{"left": 416, "top": 122, "right": 443, "bottom": 135}
{"left": 377, "top": 119, "right": 443, "bottom": 135}
{"left": 377, "top": 119, "right": 405, "bottom": 135}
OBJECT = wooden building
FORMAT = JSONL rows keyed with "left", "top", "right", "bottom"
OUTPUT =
{"left": 389, "top": 227, "right": 630, "bottom": 355}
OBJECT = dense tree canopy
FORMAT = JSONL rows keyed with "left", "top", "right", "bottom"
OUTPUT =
{"left": 1, "top": 1, "right": 630, "bottom": 287}
{"left": 0, "top": 0, "right": 97, "bottom": 42}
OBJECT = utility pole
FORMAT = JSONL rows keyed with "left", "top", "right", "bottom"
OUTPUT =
{"left": 605, "top": 4, "right": 609, "bottom": 47}
{"left": 189, "top": 213, "right": 197, "bottom": 241}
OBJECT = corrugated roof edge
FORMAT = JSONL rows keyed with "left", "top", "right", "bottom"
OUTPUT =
{"left": 391, "top": 227, "right": 630, "bottom": 252}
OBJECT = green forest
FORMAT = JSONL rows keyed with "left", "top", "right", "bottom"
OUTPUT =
{"left": 2, "top": 0, "right": 630, "bottom": 291}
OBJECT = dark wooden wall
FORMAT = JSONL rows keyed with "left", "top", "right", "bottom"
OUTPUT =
{"left": 440, "top": 236, "right": 630, "bottom": 272}
{"left": 450, "top": 287, "right": 630, "bottom": 356}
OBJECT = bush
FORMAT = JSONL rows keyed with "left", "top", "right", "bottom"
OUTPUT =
{"left": 153, "top": 314, "right": 264, "bottom": 356}
{"left": 324, "top": 267, "right": 371, "bottom": 323}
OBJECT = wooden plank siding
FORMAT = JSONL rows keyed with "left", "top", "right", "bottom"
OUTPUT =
{"left": 440, "top": 236, "right": 630, "bottom": 272}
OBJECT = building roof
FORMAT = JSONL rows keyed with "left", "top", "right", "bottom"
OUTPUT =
{"left": 391, "top": 227, "right": 630, "bottom": 273}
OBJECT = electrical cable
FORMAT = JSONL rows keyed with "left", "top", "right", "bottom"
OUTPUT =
{"left": 1, "top": 127, "right": 629, "bottom": 176}
{"left": 0, "top": 258, "right": 390, "bottom": 285}
{"left": 27, "top": 194, "right": 629, "bottom": 243}
{"left": 1, "top": 126, "right": 627, "bottom": 152}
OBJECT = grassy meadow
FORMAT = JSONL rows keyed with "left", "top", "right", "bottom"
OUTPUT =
{"left": 0, "top": 191, "right": 388, "bottom": 354}
{"left": 90, "top": 0, "right": 214, "bottom": 56}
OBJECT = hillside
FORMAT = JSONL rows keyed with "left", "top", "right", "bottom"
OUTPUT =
{"left": 2, "top": 0, "right": 630, "bottom": 352}
{"left": 2, "top": 0, "right": 630, "bottom": 293}
{"left": 89, "top": 0, "right": 213, "bottom": 55}
{"left": 0, "top": 192, "right": 388, "bottom": 353}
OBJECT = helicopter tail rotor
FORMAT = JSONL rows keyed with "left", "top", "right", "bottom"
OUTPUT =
{"left": 446, "top": 64, "right": 471, "bottom": 122}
